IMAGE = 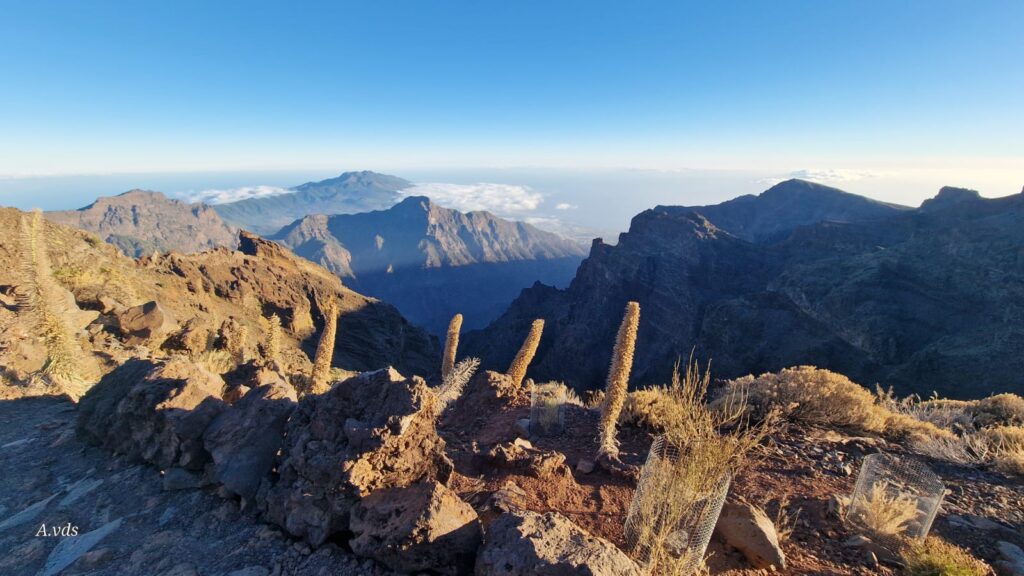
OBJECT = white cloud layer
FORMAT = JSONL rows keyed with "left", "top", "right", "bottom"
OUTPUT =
{"left": 554, "top": 202, "right": 576, "bottom": 210}
{"left": 402, "top": 182, "right": 543, "bottom": 215}
{"left": 175, "top": 185, "right": 294, "bottom": 205}
{"left": 759, "top": 168, "right": 882, "bottom": 186}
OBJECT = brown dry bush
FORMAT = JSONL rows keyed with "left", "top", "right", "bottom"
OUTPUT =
{"left": 902, "top": 536, "right": 992, "bottom": 576}
{"left": 971, "top": 393, "right": 1024, "bottom": 428}
{"left": 984, "top": 425, "right": 1024, "bottom": 476}
{"left": 627, "top": 360, "right": 778, "bottom": 575}
{"left": 716, "top": 366, "right": 951, "bottom": 443}
{"left": 849, "top": 481, "right": 921, "bottom": 538}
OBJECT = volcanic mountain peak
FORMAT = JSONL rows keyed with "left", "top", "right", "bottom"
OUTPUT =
{"left": 918, "top": 185, "right": 984, "bottom": 212}
{"left": 46, "top": 189, "right": 238, "bottom": 257}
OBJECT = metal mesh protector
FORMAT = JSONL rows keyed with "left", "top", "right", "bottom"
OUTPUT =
{"left": 845, "top": 452, "right": 945, "bottom": 552}
{"left": 624, "top": 436, "right": 731, "bottom": 575}
{"left": 529, "top": 382, "right": 566, "bottom": 436}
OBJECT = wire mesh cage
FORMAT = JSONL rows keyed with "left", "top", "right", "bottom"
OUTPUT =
{"left": 845, "top": 452, "right": 945, "bottom": 552}
{"left": 624, "top": 436, "right": 731, "bottom": 575}
{"left": 530, "top": 382, "right": 566, "bottom": 436}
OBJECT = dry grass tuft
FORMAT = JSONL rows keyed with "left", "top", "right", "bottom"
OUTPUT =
{"left": 627, "top": 359, "right": 778, "bottom": 575}
{"left": 849, "top": 481, "right": 920, "bottom": 538}
{"left": 902, "top": 536, "right": 992, "bottom": 576}
{"left": 984, "top": 425, "right": 1024, "bottom": 476}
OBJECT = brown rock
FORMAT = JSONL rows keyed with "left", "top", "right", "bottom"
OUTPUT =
{"left": 76, "top": 357, "right": 225, "bottom": 470}
{"left": 203, "top": 383, "right": 295, "bottom": 502}
{"left": 259, "top": 367, "right": 452, "bottom": 545}
{"left": 713, "top": 502, "right": 786, "bottom": 570}
{"left": 349, "top": 480, "right": 481, "bottom": 574}
{"left": 117, "top": 301, "right": 178, "bottom": 345}
{"left": 475, "top": 510, "right": 641, "bottom": 576}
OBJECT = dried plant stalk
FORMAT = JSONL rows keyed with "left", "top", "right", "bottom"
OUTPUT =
{"left": 310, "top": 299, "right": 338, "bottom": 393}
{"left": 506, "top": 318, "right": 544, "bottom": 388}
{"left": 598, "top": 301, "right": 640, "bottom": 459}
{"left": 441, "top": 313, "right": 463, "bottom": 378}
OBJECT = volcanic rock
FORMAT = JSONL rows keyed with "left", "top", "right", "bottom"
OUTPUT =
{"left": 117, "top": 301, "right": 178, "bottom": 345}
{"left": 259, "top": 367, "right": 452, "bottom": 545}
{"left": 76, "top": 357, "right": 225, "bottom": 470}
{"left": 349, "top": 480, "right": 481, "bottom": 574}
{"left": 475, "top": 510, "right": 641, "bottom": 576}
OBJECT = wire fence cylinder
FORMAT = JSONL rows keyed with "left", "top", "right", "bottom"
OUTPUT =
{"left": 530, "top": 382, "right": 566, "bottom": 436}
{"left": 624, "top": 436, "right": 731, "bottom": 575}
{"left": 845, "top": 452, "right": 945, "bottom": 552}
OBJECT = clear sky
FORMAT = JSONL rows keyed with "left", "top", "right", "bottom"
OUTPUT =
{"left": 1, "top": 1, "right": 1021, "bottom": 225}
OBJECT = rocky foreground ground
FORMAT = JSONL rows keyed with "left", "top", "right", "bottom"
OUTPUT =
{"left": 2, "top": 366, "right": 1023, "bottom": 576}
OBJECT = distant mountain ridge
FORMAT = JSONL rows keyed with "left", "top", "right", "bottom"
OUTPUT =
{"left": 272, "top": 196, "right": 587, "bottom": 333}
{"left": 213, "top": 171, "right": 412, "bottom": 234}
{"left": 464, "top": 180, "right": 1024, "bottom": 399}
{"left": 46, "top": 190, "right": 238, "bottom": 257}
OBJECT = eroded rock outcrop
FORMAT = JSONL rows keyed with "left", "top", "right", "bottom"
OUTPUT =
{"left": 349, "top": 480, "right": 481, "bottom": 574}
{"left": 475, "top": 510, "right": 641, "bottom": 576}
{"left": 259, "top": 367, "right": 452, "bottom": 546}
{"left": 77, "top": 357, "right": 225, "bottom": 470}
{"left": 203, "top": 381, "right": 296, "bottom": 502}
{"left": 713, "top": 502, "right": 786, "bottom": 570}
{"left": 117, "top": 301, "right": 178, "bottom": 345}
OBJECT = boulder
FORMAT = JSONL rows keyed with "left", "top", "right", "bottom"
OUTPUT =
{"left": 349, "top": 480, "right": 481, "bottom": 574}
{"left": 163, "top": 318, "right": 212, "bottom": 356}
{"left": 76, "top": 357, "right": 225, "bottom": 470}
{"left": 259, "top": 367, "right": 452, "bottom": 545}
{"left": 203, "top": 383, "right": 296, "bottom": 502}
{"left": 713, "top": 502, "right": 786, "bottom": 570}
{"left": 475, "top": 510, "right": 641, "bottom": 576}
{"left": 117, "top": 301, "right": 178, "bottom": 344}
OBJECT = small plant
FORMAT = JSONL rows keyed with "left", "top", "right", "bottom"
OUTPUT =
{"left": 902, "top": 536, "right": 992, "bottom": 576}
{"left": 985, "top": 425, "right": 1024, "bottom": 476}
{"left": 506, "top": 318, "right": 544, "bottom": 388}
{"left": 624, "top": 359, "right": 778, "bottom": 575}
{"left": 530, "top": 382, "right": 567, "bottom": 436}
{"left": 310, "top": 299, "right": 339, "bottom": 393}
{"left": 771, "top": 497, "right": 801, "bottom": 544}
{"left": 850, "top": 481, "right": 920, "bottom": 538}
{"left": 598, "top": 301, "right": 640, "bottom": 462}
{"left": 441, "top": 313, "right": 463, "bottom": 379}
{"left": 434, "top": 357, "right": 480, "bottom": 414}
{"left": 260, "top": 314, "right": 282, "bottom": 364}
{"left": 17, "top": 210, "right": 96, "bottom": 396}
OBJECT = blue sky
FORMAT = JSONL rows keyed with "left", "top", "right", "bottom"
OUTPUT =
{"left": 0, "top": 1, "right": 1021, "bottom": 225}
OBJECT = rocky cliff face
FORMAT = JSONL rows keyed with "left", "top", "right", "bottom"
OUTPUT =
{"left": 272, "top": 196, "right": 587, "bottom": 333}
{"left": 46, "top": 190, "right": 238, "bottom": 257}
{"left": 464, "top": 181, "right": 1024, "bottom": 398}
{"left": 213, "top": 171, "right": 412, "bottom": 235}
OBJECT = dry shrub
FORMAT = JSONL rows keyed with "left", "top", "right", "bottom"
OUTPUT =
{"left": 984, "top": 425, "right": 1024, "bottom": 476}
{"left": 902, "top": 536, "right": 992, "bottom": 576}
{"left": 627, "top": 360, "right": 778, "bottom": 575}
{"left": 717, "top": 366, "right": 886, "bottom": 433}
{"left": 971, "top": 393, "right": 1024, "bottom": 428}
{"left": 620, "top": 386, "right": 678, "bottom": 430}
{"left": 771, "top": 497, "right": 801, "bottom": 544}
{"left": 911, "top": 433, "right": 990, "bottom": 467}
{"left": 849, "top": 481, "right": 920, "bottom": 538}
{"left": 883, "top": 413, "right": 954, "bottom": 444}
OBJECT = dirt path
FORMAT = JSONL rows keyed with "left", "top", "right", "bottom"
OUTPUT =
{"left": 0, "top": 396, "right": 390, "bottom": 576}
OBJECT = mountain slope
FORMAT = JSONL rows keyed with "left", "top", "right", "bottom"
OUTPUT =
{"left": 659, "top": 178, "right": 909, "bottom": 242}
{"left": 271, "top": 196, "right": 588, "bottom": 333}
{"left": 46, "top": 190, "right": 238, "bottom": 257}
{"left": 0, "top": 207, "right": 437, "bottom": 384}
{"left": 464, "top": 182, "right": 1024, "bottom": 398}
{"left": 213, "top": 171, "right": 412, "bottom": 234}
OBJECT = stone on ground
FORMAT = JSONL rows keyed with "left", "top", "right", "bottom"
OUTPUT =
{"left": 713, "top": 502, "right": 786, "bottom": 570}
{"left": 349, "top": 480, "right": 481, "bottom": 574}
{"left": 475, "top": 510, "right": 641, "bottom": 576}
